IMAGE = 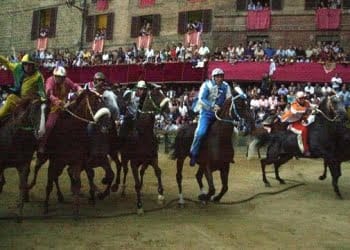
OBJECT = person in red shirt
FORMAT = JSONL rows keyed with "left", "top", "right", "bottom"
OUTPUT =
{"left": 38, "top": 66, "right": 82, "bottom": 153}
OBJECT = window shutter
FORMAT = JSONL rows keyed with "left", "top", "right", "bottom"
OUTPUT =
{"left": 86, "top": 15, "right": 96, "bottom": 42}
{"left": 178, "top": 11, "right": 188, "bottom": 34}
{"left": 106, "top": 12, "right": 114, "bottom": 40}
{"left": 343, "top": 0, "right": 350, "bottom": 9}
{"left": 236, "top": 0, "right": 247, "bottom": 11}
{"left": 31, "top": 10, "right": 40, "bottom": 40}
{"left": 131, "top": 16, "right": 141, "bottom": 38}
{"left": 152, "top": 14, "right": 161, "bottom": 36}
{"left": 48, "top": 7, "right": 58, "bottom": 38}
{"left": 271, "top": 0, "right": 283, "bottom": 10}
{"left": 201, "top": 9, "right": 212, "bottom": 33}
{"left": 305, "top": 0, "right": 317, "bottom": 10}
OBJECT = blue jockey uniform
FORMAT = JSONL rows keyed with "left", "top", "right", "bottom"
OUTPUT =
{"left": 190, "top": 72, "right": 232, "bottom": 166}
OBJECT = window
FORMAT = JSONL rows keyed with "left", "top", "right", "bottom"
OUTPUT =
{"left": 130, "top": 15, "right": 161, "bottom": 38}
{"left": 31, "top": 8, "right": 58, "bottom": 40}
{"left": 236, "top": 0, "right": 283, "bottom": 11}
{"left": 86, "top": 13, "right": 114, "bottom": 42}
{"left": 178, "top": 9, "right": 212, "bottom": 34}
{"left": 305, "top": 0, "right": 349, "bottom": 10}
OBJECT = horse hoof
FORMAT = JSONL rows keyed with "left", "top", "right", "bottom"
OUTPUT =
{"left": 111, "top": 184, "right": 118, "bottom": 192}
{"left": 137, "top": 208, "right": 144, "bottom": 215}
{"left": 279, "top": 180, "right": 286, "bottom": 185}
{"left": 97, "top": 192, "right": 109, "bottom": 200}
{"left": 264, "top": 182, "right": 271, "bottom": 187}
{"left": 88, "top": 198, "right": 96, "bottom": 205}
{"left": 198, "top": 194, "right": 209, "bottom": 201}
{"left": 101, "top": 177, "right": 108, "bottom": 185}
{"left": 57, "top": 196, "right": 64, "bottom": 203}
{"left": 319, "top": 175, "right": 326, "bottom": 181}
{"left": 121, "top": 192, "right": 126, "bottom": 198}
{"left": 212, "top": 196, "right": 221, "bottom": 203}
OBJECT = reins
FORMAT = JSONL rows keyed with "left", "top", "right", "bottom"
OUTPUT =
{"left": 64, "top": 95, "right": 97, "bottom": 124}
{"left": 314, "top": 108, "right": 339, "bottom": 122}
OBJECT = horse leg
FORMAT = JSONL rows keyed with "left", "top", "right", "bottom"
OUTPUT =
{"left": 328, "top": 162, "right": 343, "bottom": 199}
{"left": 176, "top": 158, "right": 185, "bottom": 206}
{"left": 130, "top": 160, "right": 143, "bottom": 215}
{"left": 274, "top": 155, "right": 293, "bottom": 185}
{"left": 68, "top": 163, "right": 83, "bottom": 219}
{"left": 150, "top": 157, "right": 164, "bottom": 205}
{"left": 120, "top": 156, "right": 129, "bottom": 197}
{"left": 261, "top": 158, "right": 271, "bottom": 187}
{"left": 139, "top": 163, "right": 148, "bottom": 190}
{"left": 212, "top": 163, "right": 230, "bottom": 202}
{"left": 111, "top": 153, "right": 122, "bottom": 192}
{"left": 97, "top": 158, "right": 115, "bottom": 200}
{"left": 44, "top": 163, "right": 56, "bottom": 215}
{"left": 17, "top": 164, "right": 30, "bottom": 221}
{"left": 85, "top": 167, "right": 96, "bottom": 205}
{"left": 195, "top": 167, "right": 206, "bottom": 195}
{"left": 0, "top": 169, "right": 6, "bottom": 193}
{"left": 198, "top": 164, "right": 215, "bottom": 202}
{"left": 319, "top": 159, "right": 328, "bottom": 181}
{"left": 28, "top": 155, "right": 48, "bottom": 190}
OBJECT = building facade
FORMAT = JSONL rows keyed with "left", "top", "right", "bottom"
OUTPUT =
{"left": 0, "top": 0, "right": 349, "bottom": 55}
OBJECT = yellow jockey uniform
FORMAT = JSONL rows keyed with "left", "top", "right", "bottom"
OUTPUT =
{"left": 0, "top": 54, "right": 45, "bottom": 119}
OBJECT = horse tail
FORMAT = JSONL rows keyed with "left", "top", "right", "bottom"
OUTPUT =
{"left": 170, "top": 132, "right": 180, "bottom": 160}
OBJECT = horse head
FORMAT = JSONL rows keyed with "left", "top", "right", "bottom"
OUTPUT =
{"left": 65, "top": 88, "right": 112, "bottom": 134}
{"left": 218, "top": 86, "right": 254, "bottom": 136}
{"left": 101, "top": 89, "right": 120, "bottom": 122}
{"left": 141, "top": 83, "right": 170, "bottom": 115}
{"left": 9, "top": 95, "right": 47, "bottom": 139}
{"left": 318, "top": 94, "right": 347, "bottom": 123}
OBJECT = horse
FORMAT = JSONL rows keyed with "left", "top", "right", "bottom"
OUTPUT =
{"left": 254, "top": 95, "right": 347, "bottom": 198}
{"left": 171, "top": 89, "right": 254, "bottom": 205}
{"left": 112, "top": 85, "right": 170, "bottom": 214}
{"left": 28, "top": 89, "right": 113, "bottom": 217}
{"left": 0, "top": 95, "right": 46, "bottom": 219}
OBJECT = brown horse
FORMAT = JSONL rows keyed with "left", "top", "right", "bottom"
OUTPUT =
{"left": 0, "top": 96, "right": 46, "bottom": 219}
{"left": 113, "top": 85, "right": 170, "bottom": 214}
{"left": 29, "top": 89, "right": 112, "bottom": 217}
{"left": 172, "top": 89, "right": 254, "bottom": 205}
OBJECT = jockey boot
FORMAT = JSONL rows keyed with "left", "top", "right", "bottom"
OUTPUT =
{"left": 189, "top": 155, "right": 197, "bottom": 167}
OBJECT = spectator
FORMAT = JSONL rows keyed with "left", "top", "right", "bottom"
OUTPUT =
{"left": 331, "top": 73, "right": 342, "bottom": 91}
{"left": 304, "top": 82, "right": 315, "bottom": 95}
{"left": 277, "top": 84, "right": 289, "bottom": 96}
{"left": 198, "top": 42, "right": 210, "bottom": 59}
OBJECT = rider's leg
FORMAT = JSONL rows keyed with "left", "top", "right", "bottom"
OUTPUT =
{"left": 0, "top": 94, "right": 20, "bottom": 120}
{"left": 38, "top": 111, "right": 60, "bottom": 153}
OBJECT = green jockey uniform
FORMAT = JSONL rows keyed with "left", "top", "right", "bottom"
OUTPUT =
{"left": 0, "top": 54, "right": 46, "bottom": 119}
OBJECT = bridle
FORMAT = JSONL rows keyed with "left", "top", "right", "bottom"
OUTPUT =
{"left": 215, "top": 94, "right": 247, "bottom": 126}
{"left": 138, "top": 89, "right": 170, "bottom": 114}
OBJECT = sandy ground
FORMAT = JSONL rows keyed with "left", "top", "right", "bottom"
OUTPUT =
{"left": 0, "top": 147, "right": 350, "bottom": 249}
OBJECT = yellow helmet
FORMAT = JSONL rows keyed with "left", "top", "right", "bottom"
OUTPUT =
{"left": 21, "top": 54, "right": 36, "bottom": 64}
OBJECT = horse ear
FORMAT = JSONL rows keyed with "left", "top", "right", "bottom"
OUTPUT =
{"left": 149, "top": 83, "right": 161, "bottom": 89}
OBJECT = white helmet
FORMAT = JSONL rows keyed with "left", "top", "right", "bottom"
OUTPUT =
{"left": 296, "top": 91, "right": 306, "bottom": 99}
{"left": 211, "top": 68, "right": 224, "bottom": 77}
{"left": 53, "top": 66, "right": 67, "bottom": 77}
{"left": 136, "top": 80, "right": 147, "bottom": 89}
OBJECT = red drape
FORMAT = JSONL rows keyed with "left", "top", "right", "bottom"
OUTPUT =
{"left": 139, "top": 0, "right": 155, "bottom": 8}
{"left": 315, "top": 8, "right": 341, "bottom": 30}
{"left": 137, "top": 35, "right": 153, "bottom": 49}
{"left": 96, "top": 0, "right": 109, "bottom": 11}
{"left": 36, "top": 38, "right": 48, "bottom": 51}
{"left": 208, "top": 61, "right": 350, "bottom": 83}
{"left": 246, "top": 10, "right": 271, "bottom": 30}
{"left": 185, "top": 31, "right": 202, "bottom": 47}
{"left": 92, "top": 39, "right": 104, "bottom": 53}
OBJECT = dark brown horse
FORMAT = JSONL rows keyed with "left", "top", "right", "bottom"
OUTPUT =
{"left": 29, "top": 89, "right": 112, "bottom": 217}
{"left": 172, "top": 90, "right": 254, "bottom": 205}
{"left": 113, "top": 86, "right": 170, "bottom": 214}
{"left": 0, "top": 96, "right": 46, "bottom": 219}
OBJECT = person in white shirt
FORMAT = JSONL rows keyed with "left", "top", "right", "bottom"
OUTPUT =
{"left": 331, "top": 73, "right": 342, "bottom": 91}
{"left": 145, "top": 45, "right": 155, "bottom": 63}
{"left": 198, "top": 42, "right": 210, "bottom": 59}
{"left": 321, "top": 82, "right": 334, "bottom": 96}
{"left": 102, "top": 51, "right": 110, "bottom": 64}
{"left": 304, "top": 82, "right": 315, "bottom": 95}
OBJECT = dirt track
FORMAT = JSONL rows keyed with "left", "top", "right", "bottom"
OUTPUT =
{"left": 0, "top": 148, "right": 350, "bottom": 249}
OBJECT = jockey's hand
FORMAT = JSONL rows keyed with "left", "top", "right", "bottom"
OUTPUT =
{"left": 213, "top": 105, "right": 221, "bottom": 112}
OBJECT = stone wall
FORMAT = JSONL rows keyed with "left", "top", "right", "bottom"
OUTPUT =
{"left": 0, "top": 0, "right": 349, "bottom": 55}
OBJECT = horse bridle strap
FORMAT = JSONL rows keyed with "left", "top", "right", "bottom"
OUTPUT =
{"left": 139, "top": 93, "right": 169, "bottom": 114}
{"left": 314, "top": 108, "right": 339, "bottom": 122}
{"left": 64, "top": 96, "right": 97, "bottom": 124}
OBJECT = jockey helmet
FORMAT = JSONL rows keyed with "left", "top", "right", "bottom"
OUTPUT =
{"left": 123, "top": 89, "right": 132, "bottom": 98}
{"left": 21, "top": 54, "right": 36, "bottom": 64}
{"left": 136, "top": 80, "right": 147, "bottom": 89}
{"left": 53, "top": 66, "right": 67, "bottom": 77}
{"left": 211, "top": 68, "right": 224, "bottom": 77}
{"left": 296, "top": 91, "right": 306, "bottom": 99}
{"left": 94, "top": 72, "right": 105, "bottom": 80}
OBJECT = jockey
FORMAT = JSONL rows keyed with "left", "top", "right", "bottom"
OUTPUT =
{"left": 84, "top": 72, "right": 108, "bottom": 93}
{"left": 280, "top": 91, "right": 314, "bottom": 156}
{"left": 189, "top": 68, "right": 234, "bottom": 166}
{"left": 0, "top": 53, "right": 45, "bottom": 120}
{"left": 38, "top": 66, "right": 82, "bottom": 153}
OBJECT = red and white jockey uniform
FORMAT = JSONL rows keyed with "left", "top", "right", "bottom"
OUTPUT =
{"left": 280, "top": 100, "right": 311, "bottom": 154}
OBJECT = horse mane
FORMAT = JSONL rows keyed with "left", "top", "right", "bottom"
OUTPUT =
{"left": 217, "top": 98, "right": 232, "bottom": 118}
